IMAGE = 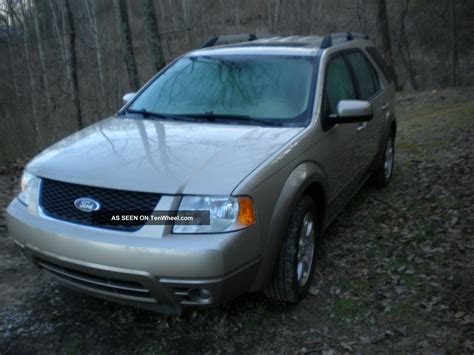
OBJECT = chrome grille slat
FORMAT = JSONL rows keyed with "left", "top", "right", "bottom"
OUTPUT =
{"left": 174, "top": 289, "right": 191, "bottom": 296}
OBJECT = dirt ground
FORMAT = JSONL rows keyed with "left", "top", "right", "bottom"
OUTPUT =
{"left": 0, "top": 88, "right": 473, "bottom": 354}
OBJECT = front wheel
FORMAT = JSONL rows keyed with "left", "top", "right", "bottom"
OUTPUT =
{"left": 264, "top": 195, "right": 318, "bottom": 303}
{"left": 372, "top": 134, "right": 395, "bottom": 187}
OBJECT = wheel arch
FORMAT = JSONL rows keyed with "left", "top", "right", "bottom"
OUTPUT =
{"left": 250, "top": 161, "right": 328, "bottom": 291}
{"left": 390, "top": 119, "right": 397, "bottom": 139}
{"left": 372, "top": 115, "right": 397, "bottom": 171}
{"left": 302, "top": 181, "right": 326, "bottom": 235}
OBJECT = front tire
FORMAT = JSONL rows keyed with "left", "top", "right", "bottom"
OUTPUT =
{"left": 265, "top": 195, "right": 318, "bottom": 303}
{"left": 372, "top": 134, "right": 395, "bottom": 187}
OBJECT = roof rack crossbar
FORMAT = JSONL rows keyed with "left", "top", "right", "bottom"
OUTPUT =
{"left": 199, "top": 33, "right": 268, "bottom": 49}
{"left": 320, "top": 32, "right": 369, "bottom": 49}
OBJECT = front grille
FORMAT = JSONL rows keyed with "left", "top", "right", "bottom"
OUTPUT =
{"left": 39, "top": 178, "right": 161, "bottom": 231}
{"left": 35, "top": 258, "right": 156, "bottom": 302}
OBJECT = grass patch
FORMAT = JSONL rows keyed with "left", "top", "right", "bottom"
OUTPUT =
{"left": 140, "top": 342, "right": 166, "bottom": 355}
{"left": 398, "top": 273, "right": 418, "bottom": 288}
{"left": 334, "top": 299, "right": 364, "bottom": 317}
{"left": 340, "top": 279, "right": 371, "bottom": 293}
{"left": 412, "top": 231, "right": 436, "bottom": 243}
{"left": 63, "top": 335, "right": 85, "bottom": 355}
{"left": 400, "top": 101, "right": 474, "bottom": 123}
{"left": 386, "top": 300, "right": 415, "bottom": 319}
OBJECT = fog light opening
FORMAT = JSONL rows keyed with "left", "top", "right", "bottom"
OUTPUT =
{"left": 198, "top": 288, "right": 212, "bottom": 300}
{"left": 189, "top": 288, "right": 213, "bottom": 303}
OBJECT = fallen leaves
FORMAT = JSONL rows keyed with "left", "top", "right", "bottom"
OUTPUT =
{"left": 464, "top": 339, "right": 474, "bottom": 351}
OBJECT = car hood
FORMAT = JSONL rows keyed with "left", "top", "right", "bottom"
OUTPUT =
{"left": 27, "top": 117, "right": 303, "bottom": 195}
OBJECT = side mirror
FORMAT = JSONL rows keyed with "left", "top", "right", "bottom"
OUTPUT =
{"left": 330, "top": 100, "right": 373, "bottom": 124}
{"left": 122, "top": 92, "right": 136, "bottom": 105}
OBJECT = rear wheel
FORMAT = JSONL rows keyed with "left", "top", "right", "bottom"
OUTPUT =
{"left": 265, "top": 195, "right": 318, "bottom": 303}
{"left": 372, "top": 134, "right": 395, "bottom": 187}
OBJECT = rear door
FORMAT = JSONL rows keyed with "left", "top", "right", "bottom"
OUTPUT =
{"left": 345, "top": 50, "right": 385, "bottom": 171}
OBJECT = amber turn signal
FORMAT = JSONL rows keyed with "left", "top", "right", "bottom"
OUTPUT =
{"left": 237, "top": 197, "right": 256, "bottom": 226}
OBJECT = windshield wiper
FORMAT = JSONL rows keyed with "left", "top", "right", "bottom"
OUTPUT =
{"left": 125, "top": 108, "right": 198, "bottom": 122}
{"left": 178, "top": 112, "right": 283, "bottom": 126}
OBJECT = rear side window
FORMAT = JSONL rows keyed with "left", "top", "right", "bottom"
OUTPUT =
{"left": 346, "top": 51, "right": 381, "bottom": 100}
{"left": 366, "top": 47, "right": 393, "bottom": 84}
{"left": 324, "top": 56, "right": 357, "bottom": 116}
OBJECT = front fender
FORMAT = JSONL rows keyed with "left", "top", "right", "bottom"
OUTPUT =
{"left": 250, "top": 161, "right": 328, "bottom": 290}
{"left": 373, "top": 110, "right": 397, "bottom": 169}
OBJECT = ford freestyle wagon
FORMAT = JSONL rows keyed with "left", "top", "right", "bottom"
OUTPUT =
{"left": 7, "top": 33, "right": 396, "bottom": 314}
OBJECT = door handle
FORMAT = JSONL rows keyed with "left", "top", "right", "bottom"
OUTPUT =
{"left": 381, "top": 103, "right": 390, "bottom": 112}
{"left": 357, "top": 122, "right": 367, "bottom": 132}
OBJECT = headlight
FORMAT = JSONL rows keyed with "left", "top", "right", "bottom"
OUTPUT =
{"left": 172, "top": 195, "right": 256, "bottom": 234}
{"left": 18, "top": 171, "right": 39, "bottom": 206}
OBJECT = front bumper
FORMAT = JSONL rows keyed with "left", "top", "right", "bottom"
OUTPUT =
{"left": 6, "top": 198, "right": 259, "bottom": 314}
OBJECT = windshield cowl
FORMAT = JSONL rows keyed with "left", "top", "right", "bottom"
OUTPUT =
{"left": 123, "top": 109, "right": 287, "bottom": 127}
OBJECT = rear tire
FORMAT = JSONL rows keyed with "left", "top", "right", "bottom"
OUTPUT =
{"left": 264, "top": 195, "right": 318, "bottom": 303}
{"left": 372, "top": 134, "right": 395, "bottom": 188}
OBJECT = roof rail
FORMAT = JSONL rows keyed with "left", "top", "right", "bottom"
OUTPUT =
{"left": 199, "top": 34, "right": 275, "bottom": 48}
{"left": 320, "top": 32, "right": 369, "bottom": 49}
{"left": 199, "top": 32, "right": 369, "bottom": 50}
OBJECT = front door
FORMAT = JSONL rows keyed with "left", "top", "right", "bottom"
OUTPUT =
{"left": 318, "top": 54, "right": 361, "bottom": 212}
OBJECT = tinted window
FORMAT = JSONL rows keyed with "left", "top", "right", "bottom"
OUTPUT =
{"left": 346, "top": 51, "right": 380, "bottom": 100}
{"left": 129, "top": 55, "right": 314, "bottom": 123}
{"left": 324, "top": 56, "right": 357, "bottom": 116}
{"left": 367, "top": 60, "right": 381, "bottom": 91}
{"left": 366, "top": 47, "right": 393, "bottom": 84}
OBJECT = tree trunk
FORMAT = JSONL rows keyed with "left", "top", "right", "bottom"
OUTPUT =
{"left": 142, "top": 0, "right": 166, "bottom": 73}
{"left": 157, "top": 0, "right": 166, "bottom": 32}
{"left": 375, "top": 0, "right": 401, "bottom": 91}
{"left": 49, "top": 1, "right": 68, "bottom": 71}
{"left": 168, "top": 0, "right": 178, "bottom": 30}
{"left": 19, "top": 1, "right": 41, "bottom": 144}
{"left": 234, "top": 0, "right": 240, "bottom": 32}
{"left": 64, "top": 0, "right": 84, "bottom": 129}
{"left": 274, "top": 0, "right": 280, "bottom": 33}
{"left": 450, "top": 0, "right": 460, "bottom": 86}
{"left": 32, "top": 0, "right": 54, "bottom": 126}
{"left": 2, "top": 14, "right": 19, "bottom": 97}
{"left": 357, "top": 0, "right": 366, "bottom": 33}
{"left": 220, "top": 0, "right": 225, "bottom": 32}
{"left": 398, "top": 0, "right": 418, "bottom": 90}
{"left": 265, "top": 0, "right": 272, "bottom": 31}
{"left": 114, "top": 0, "right": 140, "bottom": 91}
{"left": 84, "top": 0, "right": 107, "bottom": 107}
{"left": 181, "top": 0, "right": 192, "bottom": 47}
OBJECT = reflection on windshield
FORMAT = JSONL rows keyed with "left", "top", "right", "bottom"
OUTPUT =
{"left": 129, "top": 55, "right": 314, "bottom": 124}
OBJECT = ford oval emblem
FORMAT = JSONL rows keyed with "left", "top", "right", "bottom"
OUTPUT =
{"left": 74, "top": 197, "right": 101, "bottom": 212}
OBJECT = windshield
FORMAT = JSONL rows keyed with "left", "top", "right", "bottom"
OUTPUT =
{"left": 128, "top": 55, "right": 316, "bottom": 125}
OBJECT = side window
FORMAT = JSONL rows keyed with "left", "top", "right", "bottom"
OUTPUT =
{"left": 368, "top": 61, "right": 381, "bottom": 92}
{"left": 366, "top": 47, "right": 393, "bottom": 84}
{"left": 323, "top": 55, "right": 357, "bottom": 117}
{"left": 346, "top": 51, "right": 380, "bottom": 100}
